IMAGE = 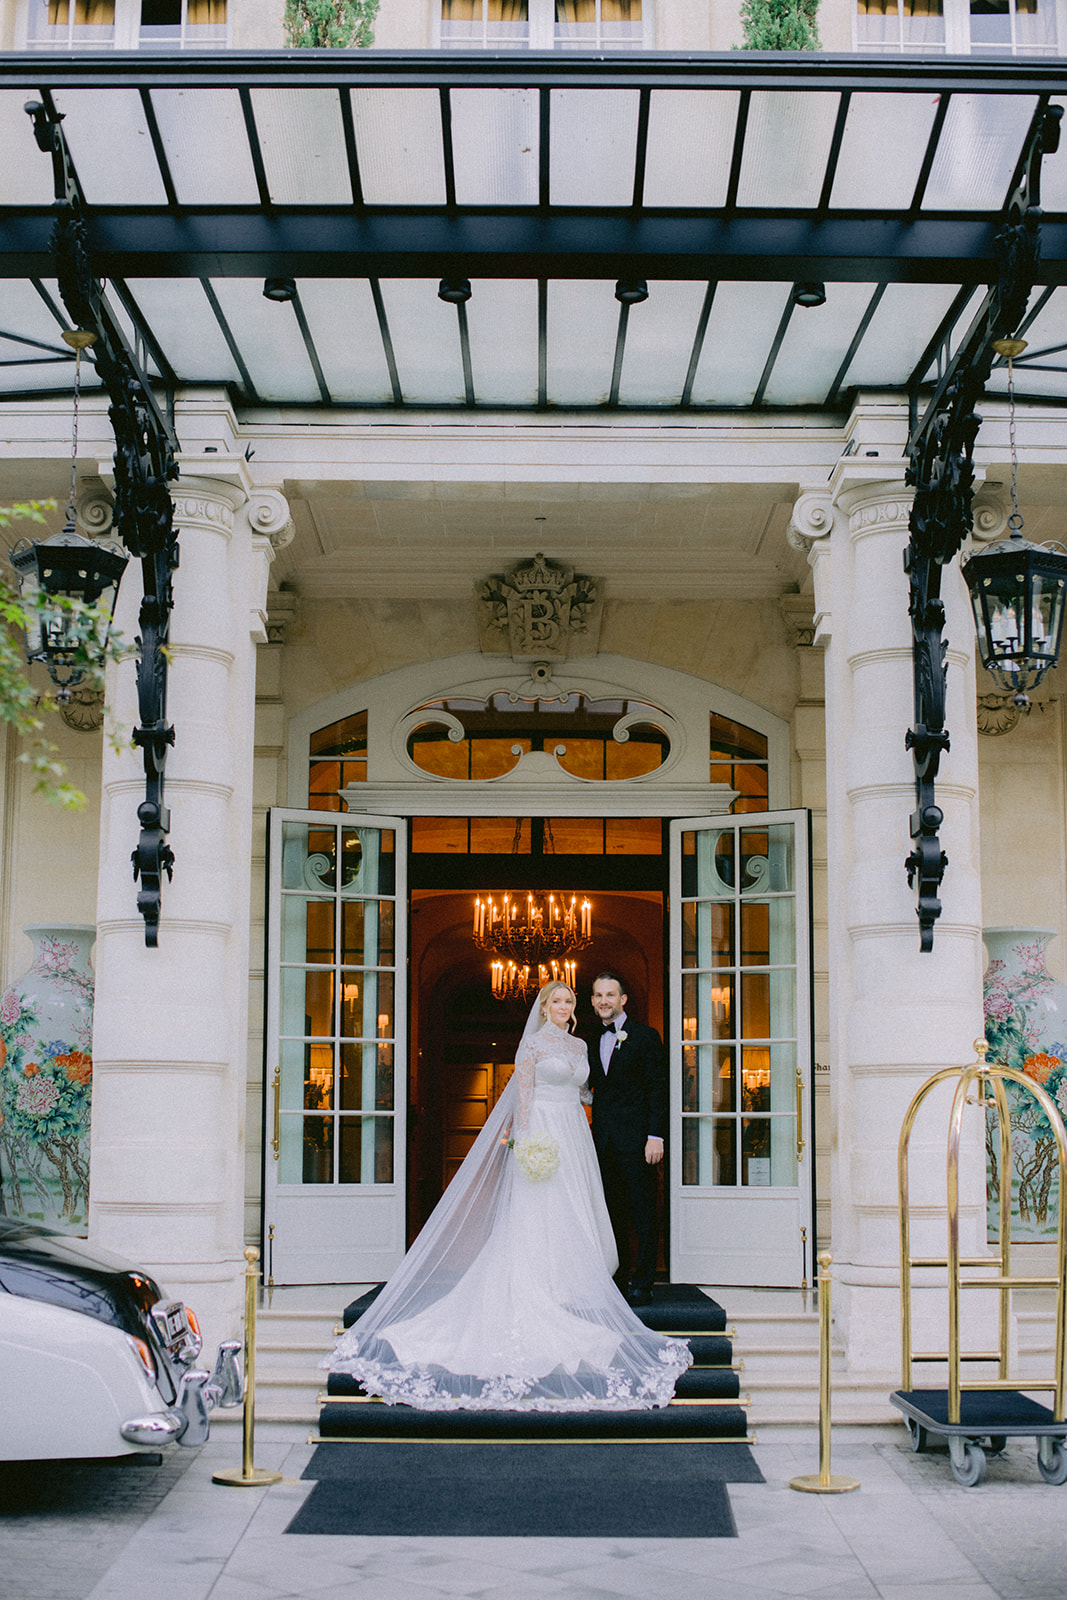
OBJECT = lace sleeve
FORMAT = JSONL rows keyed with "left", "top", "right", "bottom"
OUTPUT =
{"left": 513, "top": 1037, "right": 536, "bottom": 1140}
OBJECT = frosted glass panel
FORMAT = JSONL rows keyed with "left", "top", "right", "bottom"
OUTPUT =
{"left": 149, "top": 90, "right": 260, "bottom": 205}
{"left": 351, "top": 89, "right": 446, "bottom": 205}
{"left": 689, "top": 282, "right": 791, "bottom": 406}
{"left": 643, "top": 90, "right": 740, "bottom": 208}
{"left": 842, "top": 282, "right": 966, "bottom": 389}
{"left": 549, "top": 90, "right": 640, "bottom": 207}
{"left": 924, "top": 94, "right": 1038, "bottom": 211}
{"left": 546, "top": 280, "right": 620, "bottom": 405}
{"left": 51, "top": 90, "right": 167, "bottom": 206}
{"left": 985, "top": 286, "right": 1067, "bottom": 395}
{"left": 451, "top": 89, "right": 539, "bottom": 205}
{"left": 830, "top": 93, "right": 940, "bottom": 210}
{"left": 617, "top": 280, "right": 708, "bottom": 406}
{"left": 0, "top": 279, "right": 68, "bottom": 350}
{"left": 297, "top": 280, "right": 395, "bottom": 403}
{"left": 465, "top": 280, "right": 539, "bottom": 404}
{"left": 250, "top": 88, "right": 351, "bottom": 206}
{"left": 0, "top": 95, "right": 54, "bottom": 204}
{"left": 208, "top": 279, "right": 321, "bottom": 402}
{"left": 378, "top": 280, "right": 466, "bottom": 404}
{"left": 763, "top": 282, "right": 876, "bottom": 406}
{"left": 124, "top": 279, "right": 244, "bottom": 385}
{"left": 737, "top": 92, "right": 840, "bottom": 209}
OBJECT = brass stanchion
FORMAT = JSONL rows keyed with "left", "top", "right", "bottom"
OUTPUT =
{"left": 213, "top": 1247, "right": 283, "bottom": 1487}
{"left": 790, "top": 1252, "right": 860, "bottom": 1494}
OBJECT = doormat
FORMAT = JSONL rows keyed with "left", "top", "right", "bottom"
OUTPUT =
{"left": 286, "top": 1441, "right": 762, "bottom": 1538}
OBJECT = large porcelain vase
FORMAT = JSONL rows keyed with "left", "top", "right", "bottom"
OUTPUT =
{"left": 983, "top": 927, "right": 1067, "bottom": 1243}
{"left": 0, "top": 926, "right": 95, "bottom": 1231}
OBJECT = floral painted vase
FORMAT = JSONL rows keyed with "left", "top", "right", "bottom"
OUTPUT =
{"left": 983, "top": 927, "right": 1067, "bottom": 1242}
{"left": 0, "top": 926, "right": 95, "bottom": 1231}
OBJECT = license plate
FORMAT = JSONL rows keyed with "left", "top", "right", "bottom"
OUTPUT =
{"left": 153, "top": 1300, "right": 195, "bottom": 1359}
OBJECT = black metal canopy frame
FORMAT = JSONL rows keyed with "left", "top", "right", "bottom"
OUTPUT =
{"left": 903, "top": 102, "right": 1063, "bottom": 953}
{"left": 26, "top": 99, "right": 178, "bottom": 948}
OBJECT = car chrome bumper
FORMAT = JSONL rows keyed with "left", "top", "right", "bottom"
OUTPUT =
{"left": 120, "top": 1409, "right": 186, "bottom": 1446}
{"left": 122, "top": 1340, "right": 242, "bottom": 1449}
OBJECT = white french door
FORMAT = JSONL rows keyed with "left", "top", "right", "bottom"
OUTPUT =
{"left": 264, "top": 809, "right": 407, "bottom": 1284}
{"left": 669, "top": 811, "right": 812, "bottom": 1287}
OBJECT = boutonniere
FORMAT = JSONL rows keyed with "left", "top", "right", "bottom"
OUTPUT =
{"left": 615, "top": 1030, "right": 627, "bottom": 1046}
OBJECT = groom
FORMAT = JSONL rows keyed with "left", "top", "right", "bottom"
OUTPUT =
{"left": 587, "top": 970, "right": 667, "bottom": 1308}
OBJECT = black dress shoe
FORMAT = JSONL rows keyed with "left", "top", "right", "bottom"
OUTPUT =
{"left": 627, "top": 1287, "right": 653, "bottom": 1307}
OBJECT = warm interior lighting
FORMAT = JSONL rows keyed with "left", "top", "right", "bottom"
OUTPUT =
{"left": 473, "top": 890, "right": 593, "bottom": 965}
{"left": 491, "top": 956, "right": 577, "bottom": 1002}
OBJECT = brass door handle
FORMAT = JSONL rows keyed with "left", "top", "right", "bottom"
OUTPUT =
{"left": 271, "top": 1065, "right": 281, "bottom": 1160}
{"left": 796, "top": 1065, "right": 805, "bottom": 1163}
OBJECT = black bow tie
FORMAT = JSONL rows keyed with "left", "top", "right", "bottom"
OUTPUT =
{"left": 601, "top": 1022, "right": 618, "bottom": 1033}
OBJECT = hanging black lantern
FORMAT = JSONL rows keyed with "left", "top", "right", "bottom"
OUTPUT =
{"left": 9, "top": 524, "right": 128, "bottom": 697}
{"left": 962, "top": 531, "right": 1067, "bottom": 707}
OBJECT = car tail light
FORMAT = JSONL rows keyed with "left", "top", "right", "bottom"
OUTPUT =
{"left": 186, "top": 1307, "right": 201, "bottom": 1342}
{"left": 126, "top": 1334, "right": 156, "bottom": 1379}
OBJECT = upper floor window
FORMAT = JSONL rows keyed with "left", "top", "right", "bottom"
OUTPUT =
{"left": 25, "top": 0, "right": 227, "bottom": 48}
{"left": 440, "top": 0, "right": 530, "bottom": 47}
{"left": 969, "top": 0, "right": 1055, "bottom": 51}
{"left": 856, "top": 0, "right": 946, "bottom": 52}
{"left": 855, "top": 0, "right": 1055, "bottom": 52}
{"left": 440, "top": 0, "right": 648, "bottom": 49}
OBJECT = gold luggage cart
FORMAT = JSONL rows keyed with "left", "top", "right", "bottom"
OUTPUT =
{"left": 890, "top": 1042, "right": 1067, "bottom": 1487}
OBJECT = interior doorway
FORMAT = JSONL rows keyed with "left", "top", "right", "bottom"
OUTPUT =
{"left": 408, "top": 883, "right": 665, "bottom": 1242}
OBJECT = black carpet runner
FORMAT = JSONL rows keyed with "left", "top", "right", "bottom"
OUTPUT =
{"left": 287, "top": 1284, "right": 761, "bottom": 1537}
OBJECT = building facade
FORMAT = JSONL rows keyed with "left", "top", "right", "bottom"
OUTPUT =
{"left": 1, "top": 15, "right": 1066, "bottom": 1398}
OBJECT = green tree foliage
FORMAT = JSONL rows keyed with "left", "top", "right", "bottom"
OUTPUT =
{"left": 283, "top": 0, "right": 380, "bottom": 48}
{"left": 0, "top": 500, "right": 125, "bottom": 810}
{"left": 739, "top": 0, "right": 821, "bottom": 49}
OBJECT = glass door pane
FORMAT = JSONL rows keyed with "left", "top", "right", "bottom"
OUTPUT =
{"left": 670, "top": 810, "right": 812, "bottom": 1287}
{"left": 266, "top": 809, "right": 407, "bottom": 1284}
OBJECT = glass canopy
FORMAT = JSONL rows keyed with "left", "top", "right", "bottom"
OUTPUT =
{"left": 0, "top": 53, "right": 1066, "bottom": 413}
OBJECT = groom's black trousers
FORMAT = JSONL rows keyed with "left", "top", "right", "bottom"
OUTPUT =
{"left": 596, "top": 1136, "right": 658, "bottom": 1293}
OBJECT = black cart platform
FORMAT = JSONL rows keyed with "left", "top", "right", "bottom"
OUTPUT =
{"left": 890, "top": 1387, "right": 1067, "bottom": 1486}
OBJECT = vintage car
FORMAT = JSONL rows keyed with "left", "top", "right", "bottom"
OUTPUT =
{"left": 0, "top": 1220, "right": 241, "bottom": 1460}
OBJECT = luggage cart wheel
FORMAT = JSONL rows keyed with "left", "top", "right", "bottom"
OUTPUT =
{"left": 949, "top": 1438, "right": 986, "bottom": 1487}
{"left": 988, "top": 1436, "right": 1007, "bottom": 1455}
{"left": 907, "top": 1419, "right": 929, "bottom": 1454}
{"left": 1037, "top": 1438, "right": 1067, "bottom": 1485}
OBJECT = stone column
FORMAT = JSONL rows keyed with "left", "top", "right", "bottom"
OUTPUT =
{"left": 797, "top": 454, "right": 995, "bottom": 1381}
{"left": 89, "top": 458, "right": 283, "bottom": 1347}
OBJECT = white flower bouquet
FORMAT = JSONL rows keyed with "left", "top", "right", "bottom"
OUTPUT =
{"left": 512, "top": 1131, "right": 560, "bottom": 1182}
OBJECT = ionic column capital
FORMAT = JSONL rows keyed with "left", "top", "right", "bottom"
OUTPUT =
{"left": 245, "top": 485, "right": 295, "bottom": 550}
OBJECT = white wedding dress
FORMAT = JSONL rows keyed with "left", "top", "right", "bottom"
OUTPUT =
{"left": 329, "top": 1015, "right": 691, "bottom": 1410}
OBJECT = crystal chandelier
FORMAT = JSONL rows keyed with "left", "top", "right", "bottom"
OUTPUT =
{"left": 474, "top": 892, "right": 592, "bottom": 1001}
{"left": 490, "top": 957, "right": 578, "bottom": 1003}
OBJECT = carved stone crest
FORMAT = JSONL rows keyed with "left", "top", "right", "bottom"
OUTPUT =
{"left": 476, "top": 553, "right": 601, "bottom": 660}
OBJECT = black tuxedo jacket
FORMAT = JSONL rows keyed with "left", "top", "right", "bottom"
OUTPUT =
{"left": 586, "top": 1019, "right": 668, "bottom": 1154}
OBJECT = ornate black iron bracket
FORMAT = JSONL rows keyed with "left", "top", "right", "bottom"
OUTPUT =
{"left": 904, "top": 102, "right": 1062, "bottom": 953}
{"left": 26, "top": 98, "right": 180, "bottom": 948}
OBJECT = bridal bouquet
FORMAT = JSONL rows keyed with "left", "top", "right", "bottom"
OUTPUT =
{"left": 512, "top": 1132, "right": 560, "bottom": 1182}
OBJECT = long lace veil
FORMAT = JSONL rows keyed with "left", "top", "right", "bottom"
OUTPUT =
{"left": 329, "top": 993, "right": 692, "bottom": 1408}
{"left": 331, "top": 994, "right": 545, "bottom": 1351}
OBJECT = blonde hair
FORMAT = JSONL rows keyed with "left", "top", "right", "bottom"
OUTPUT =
{"left": 538, "top": 981, "right": 576, "bottom": 1029}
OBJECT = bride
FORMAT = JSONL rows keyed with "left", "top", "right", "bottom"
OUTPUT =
{"left": 329, "top": 980, "right": 691, "bottom": 1410}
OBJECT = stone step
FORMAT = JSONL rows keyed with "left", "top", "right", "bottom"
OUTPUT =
{"left": 242, "top": 1287, "right": 860, "bottom": 1430}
